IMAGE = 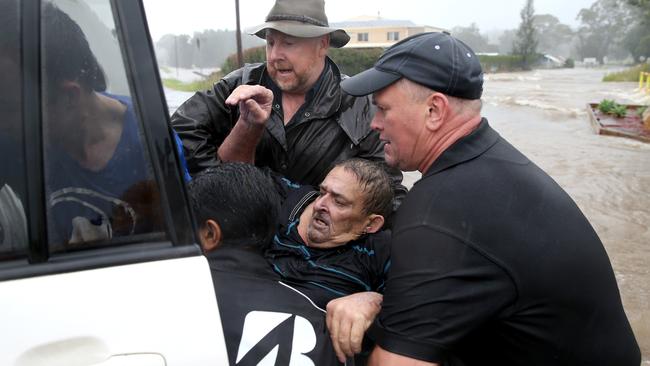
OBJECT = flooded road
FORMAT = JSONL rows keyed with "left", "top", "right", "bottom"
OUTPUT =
{"left": 166, "top": 67, "right": 650, "bottom": 361}
{"left": 485, "top": 68, "right": 649, "bottom": 362}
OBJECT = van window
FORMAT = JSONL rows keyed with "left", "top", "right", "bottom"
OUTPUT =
{"left": 41, "top": 0, "right": 165, "bottom": 252}
{"left": 0, "top": 0, "right": 28, "bottom": 260}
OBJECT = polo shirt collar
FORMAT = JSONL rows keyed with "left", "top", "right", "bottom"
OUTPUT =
{"left": 422, "top": 118, "right": 499, "bottom": 178}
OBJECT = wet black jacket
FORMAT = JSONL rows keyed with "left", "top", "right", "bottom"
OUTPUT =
{"left": 171, "top": 58, "right": 406, "bottom": 201}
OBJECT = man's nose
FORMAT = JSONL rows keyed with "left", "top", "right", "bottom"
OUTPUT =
{"left": 267, "top": 45, "right": 282, "bottom": 62}
{"left": 370, "top": 115, "right": 381, "bottom": 131}
{"left": 313, "top": 194, "right": 328, "bottom": 212}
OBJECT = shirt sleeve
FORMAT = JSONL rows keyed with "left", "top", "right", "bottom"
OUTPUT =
{"left": 170, "top": 77, "right": 238, "bottom": 174}
{"left": 369, "top": 224, "right": 516, "bottom": 363}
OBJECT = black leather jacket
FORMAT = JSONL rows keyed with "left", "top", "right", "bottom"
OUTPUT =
{"left": 171, "top": 58, "right": 406, "bottom": 201}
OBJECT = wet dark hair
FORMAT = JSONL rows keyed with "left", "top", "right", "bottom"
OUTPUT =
{"left": 188, "top": 163, "right": 281, "bottom": 249}
{"left": 334, "top": 158, "right": 394, "bottom": 219}
{"left": 0, "top": 1, "right": 106, "bottom": 96}
{"left": 42, "top": 2, "right": 106, "bottom": 98}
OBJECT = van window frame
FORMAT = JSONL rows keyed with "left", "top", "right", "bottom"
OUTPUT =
{"left": 0, "top": 0, "right": 201, "bottom": 282}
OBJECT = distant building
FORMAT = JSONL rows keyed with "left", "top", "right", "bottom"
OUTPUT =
{"left": 332, "top": 16, "right": 446, "bottom": 48}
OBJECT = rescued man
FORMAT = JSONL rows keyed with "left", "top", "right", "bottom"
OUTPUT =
{"left": 266, "top": 157, "right": 393, "bottom": 309}
{"left": 188, "top": 160, "right": 392, "bottom": 365}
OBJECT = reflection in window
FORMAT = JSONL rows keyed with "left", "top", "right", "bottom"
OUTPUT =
{"left": 0, "top": 0, "right": 28, "bottom": 260}
{"left": 41, "top": 0, "right": 164, "bottom": 252}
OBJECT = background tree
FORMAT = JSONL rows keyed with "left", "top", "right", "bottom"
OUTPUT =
{"left": 625, "top": 0, "right": 650, "bottom": 61}
{"left": 497, "top": 29, "right": 517, "bottom": 54}
{"left": 533, "top": 14, "right": 574, "bottom": 57}
{"left": 451, "top": 23, "right": 491, "bottom": 52}
{"left": 154, "top": 30, "right": 264, "bottom": 69}
{"left": 513, "top": 0, "right": 538, "bottom": 70}
{"left": 576, "top": 0, "right": 634, "bottom": 64}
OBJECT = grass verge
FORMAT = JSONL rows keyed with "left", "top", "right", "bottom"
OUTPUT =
{"left": 603, "top": 63, "right": 650, "bottom": 82}
{"left": 162, "top": 71, "right": 223, "bottom": 92}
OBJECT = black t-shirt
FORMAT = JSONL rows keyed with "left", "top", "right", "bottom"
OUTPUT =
{"left": 369, "top": 120, "right": 640, "bottom": 365}
{"left": 265, "top": 183, "right": 391, "bottom": 308}
{"left": 209, "top": 246, "right": 342, "bottom": 366}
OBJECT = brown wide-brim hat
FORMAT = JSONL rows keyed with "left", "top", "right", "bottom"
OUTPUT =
{"left": 247, "top": 0, "right": 350, "bottom": 48}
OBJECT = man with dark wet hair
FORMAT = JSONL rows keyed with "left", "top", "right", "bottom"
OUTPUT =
{"left": 188, "top": 162, "right": 281, "bottom": 251}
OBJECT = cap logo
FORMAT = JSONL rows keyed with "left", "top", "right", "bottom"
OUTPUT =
{"left": 434, "top": 45, "right": 440, "bottom": 50}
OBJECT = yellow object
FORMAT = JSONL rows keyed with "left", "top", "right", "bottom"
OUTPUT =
{"left": 640, "top": 72, "right": 644, "bottom": 90}
{"left": 641, "top": 72, "right": 650, "bottom": 94}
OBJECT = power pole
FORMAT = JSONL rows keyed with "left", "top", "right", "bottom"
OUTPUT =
{"left": 235, "top": 0, "right": 244, "bottom": 68}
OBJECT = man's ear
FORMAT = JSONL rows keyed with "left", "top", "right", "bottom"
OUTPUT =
{"left": 364, "top": 214, "right": 385, "bottom": 234}
{"left": 198, "top": 219, "right": 222, "bottom": 252}
{"left": 318, "top": 35, "right": 330, "bottom": 57}
{"left": 424, "top": 92, "right": 449, "bottom": 132}
{"left": 60, "top": 80, "right": 83, "bottom": 107}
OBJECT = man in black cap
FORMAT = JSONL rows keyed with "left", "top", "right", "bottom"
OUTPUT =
{"left": 171, "top": 0, "right": 405, "bottom": 205}
{"left": 328, "top": 32, "right": 641, "bottom": 365}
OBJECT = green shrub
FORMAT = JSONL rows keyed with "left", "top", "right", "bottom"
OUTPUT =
{"left": 597, "top": 99, "right": 628, "bottom": 118}
{"left": 219, "top": 46, "right": 385, "bottom": 77}
{"left": 328, "top": 48, "right": 384, "bottom": 76}
{"left": 602, "top": 63, "right": 650, "bottom": 82}
{"left": 598, "top": 99, "right": 617, "bottom": 114}
{"left": 478, "top": 54, "right": 525, "bottom": 72}
{"left": 611, "top": 104, "right": 628, "bottom": 118}
{"left": 221, "top": 46, "right": 267, "bottom": 76}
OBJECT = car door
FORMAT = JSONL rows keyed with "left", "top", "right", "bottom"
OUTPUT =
{"left": 0, "top": 0, "right": 229, "bottom": 364}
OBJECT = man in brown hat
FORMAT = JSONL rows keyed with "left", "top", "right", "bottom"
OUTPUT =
{"left": 171, "top": 0, "right": 406, "bottom": 205}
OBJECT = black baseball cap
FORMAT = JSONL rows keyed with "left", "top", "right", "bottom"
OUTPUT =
{"left": 341, "top": 32, "right": 483, "bottom": 99}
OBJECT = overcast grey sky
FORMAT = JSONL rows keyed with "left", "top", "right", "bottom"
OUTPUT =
{"left": 143, "top": 0, "right": 597, "bottom": 42}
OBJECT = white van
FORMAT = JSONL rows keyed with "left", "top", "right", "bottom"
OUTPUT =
{"left": 0, "top": 0, "right": 229, "bottom": 364}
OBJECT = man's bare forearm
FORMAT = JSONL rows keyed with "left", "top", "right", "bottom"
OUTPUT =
{"left": 218, "top": 85, "right": 274, "bottom": 163}
{"left": 217, "top": 119, "right": 265, "bottom": 163}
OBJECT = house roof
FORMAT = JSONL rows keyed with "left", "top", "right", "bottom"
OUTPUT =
{"left": 331, "top": 19, "right": 418, "bottom": 28}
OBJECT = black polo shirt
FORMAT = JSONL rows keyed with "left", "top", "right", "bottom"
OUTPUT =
{"left": 369, "top": 119, "right": 640, "bottom": 365}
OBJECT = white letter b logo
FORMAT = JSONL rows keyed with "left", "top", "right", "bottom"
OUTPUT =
{"left": 235, "top": 311, "right": 316, "bottom": 365}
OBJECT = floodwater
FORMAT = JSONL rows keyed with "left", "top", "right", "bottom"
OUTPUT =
{"left": 165, "top": 67, "right": 650, "bottom": 361}
{"left": 486, "top": 68, "right": 649, "bottom": 362}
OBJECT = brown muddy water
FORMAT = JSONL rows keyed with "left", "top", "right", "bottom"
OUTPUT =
{"left": 404, "top": 67, "right": 650, "bottom": 362}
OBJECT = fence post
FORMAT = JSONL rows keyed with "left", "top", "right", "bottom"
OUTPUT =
{"left": 640, "top": 72, "right": 645, "bottom": 90}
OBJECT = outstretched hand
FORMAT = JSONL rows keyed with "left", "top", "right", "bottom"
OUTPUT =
{"left": 225, "top": 85, "right": 274, "bottom": 126}
{"left": 326, "top": 291, "right": 383, "bottom": 363}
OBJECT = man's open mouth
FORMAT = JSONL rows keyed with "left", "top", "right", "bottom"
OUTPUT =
{"left": 275, "top": 67, "right": 293, "bottom": 75}
{"left": 312, "top": 216, "right": 328, "bottom": 228}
